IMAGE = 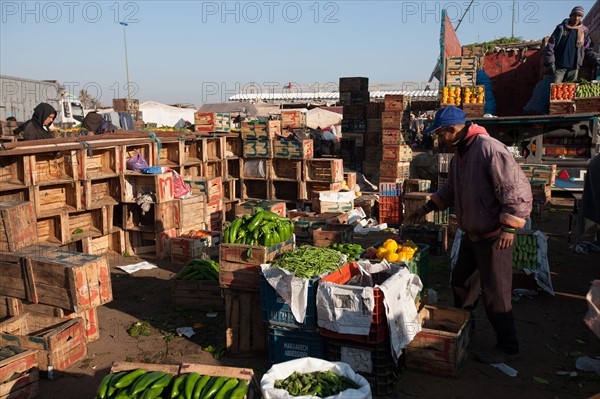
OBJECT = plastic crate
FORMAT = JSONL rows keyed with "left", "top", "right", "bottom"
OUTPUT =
{"left": 260, "top": 274, "right": 318, "bottom": 329}
{"left": 319, "top": 262, "right": 388, "bottom": 344}
{"left": 325, "top": 338, "right": 399, "bottom": 397}
{"left": 378, "top": 196, "right": 403, "bottom": 226}
{"left": 378, "top": 182, "right": 402, "bottom": 197}
{"left": 268, "top": 327, "right": 323, "bottom": 364}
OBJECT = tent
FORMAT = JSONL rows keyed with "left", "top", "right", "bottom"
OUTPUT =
{"left": 139, "top": 101, "right": 195, "bottom": 127}
{"left": 305, "top": 108, "right": 343, "bottom": 130}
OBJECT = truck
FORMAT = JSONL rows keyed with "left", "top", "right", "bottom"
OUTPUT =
{"left": 0, "top": 75, "right": 85, "bottom": 128}
{"left": 436, "top": 3, "right": 600, "bottom": 192}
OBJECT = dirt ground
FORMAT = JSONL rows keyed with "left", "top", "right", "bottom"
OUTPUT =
{"left": 38, "top": 196, "right": 600, "bottom": 399}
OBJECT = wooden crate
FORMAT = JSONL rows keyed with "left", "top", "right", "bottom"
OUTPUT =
{"left": 184, "top": 176, "right": 222, "bottom": 201}
{"left": 462, "top": 103, "right": 485, "bottom": 118}
{"left": 194, "top": 112, "right": 231, "bottom": 132}
{"left": 574, "top": 97, "right": 600, "bottom": 114}
{"left": 270, "top": 180, "right": 306, "bottom": 202}
{"left": 343, "top": 105, "right": 365, "bottom": 120}
{"left": 241, "top": 121, "right": 272, "bottom": 140}
{"left": 312, "top": 200, "right": 354, "bottom": 213}
{"left": 290, "top": 213, "right": 347, "bottom": 241}
{"left": 304, "top": 159, "right": 344, "bottom": 182}
{"left": 0, "top": 313, "right": 86, "bottom": 379}
{"left": 64, "top": 307, "right": 100, "bottom": 343}
{"left": 201, "top": 137, "right": 226, "bottom": 162}
{"left": 403, "top": 179, "right": 431, "bottom": 194}
{"left": 110, "top": 360, "right": 180, "bottom": 375}
{"left": 27, "top": 151, "right": 79, "bottom": 186}
{"left": 171, "top": 279, "right": 224, "bottom": 311}
{"left": 272, "top": 140, "right": 313, "bottom": 159}
{"left": 78, "top": 146, "right": 120, "bottom": 180}
{"left": 405, "top": 305, "right": 473, "bottom": 377}
{"left": 219, "top": 236, "right": 295, "bottom": 267}
{"left": 0, "top": 155, "right": 29, "bottom": 190}
{"left": 206, "top": 199, "right": 224, "bottom": 231}
{"left": 243, "top": 140, "right": 272, "bottom": 158}
{"left": 222, "top": 178, "right": 239, "bottom": 202}
{"left": 122, "top": 202, "right": 179, "bottom": 232}
{"left": 84, "top": 177, "right": 120, "bottom": 209}
{"left": 204, "top": 160, "right": 225, "bottom": 179}
{"left": 380, "top": 161, "right": 410, "bottom": 179}
{"left": 344, "top": 172, "right": 357, "bottom": 190}
{"left": 381, "top": 111, "right": 402, "bottom": 129}
{"left": 33, "top": 182, "right": 83, "bottom": 218}
{"left": 549, "top": 101, "right": 574, "bottom": 115}
{"left": 235, "top": 200, "right": 286, "bottom": 218}
{"left": 225, "top": 136, "right": 243, "bottom": 158}
{"left": 384, "top": 94, "right": 405, "bottom": 111}
{"left": 0, "top": 296, "right": 22, "bottom": 319}
{"left": 0, "top": 349, "right": 39, "bottom": 399}
{"left": 241, "top": 179, "right": 269, "bottom": 200}
{"left": 112, "top": 98, "right": 139, "bottom": 112}
{"left": 339, "top": 77, "right": 368, "bottom": 92}
{"left": 121, "top": 172, "right": 175, "bottom": 203}
{"left": 269, "top": 159, "right": 302, "bottom": 180}
{"left": 153, "top": 140, "right": 183, "bottom": 167}
{"left": 520, "top": 164, "right": 556, "bottom": 186}
{"left": 382, "top": 144, "right": 413, "bottom": 162}
{"left": 280, "top": 111, "right": 306, "bottom": 129}
{"left": 182, "top": 139, "right": 203, "bottom": 165}
{"left": 354, "top": 194, "right": 378, "bottom": 218}
{"left": 170, "top": 232, "right": 218, "bottom": 264}
{"left": 81, "top": 229, "right": 125, "bottom": 256}
{"left": 224, "top": 288, "right": 268, "bottom": 356}
{"left": 226, "top": 158, "right": 242, "bottom": 179}
{"left": 0, "top": 253, "right": 27, "bottom": 300}
{"left": 340, "top": 91, "right": 369, "bottom": 106}
{"left": 312, "top": 224, "right": 354, "bottom": 247}
{"left": 366, "top": 119, "right": 382, "bottom": 133}
{"left": 20, "top": 247, "right": 112, "bottom": 311}
{"left": 267, "top": 120, "right": 282, "bottom": 137}
{"left": 0, "top": 201, "right": 38, "bottom": 252}
{"left": 241, "top": 159, "right": 269, "bottom": 179}
{"left": 341, "top": 119, "right": 367, "bottom": 133}
{"left": 177, "top": 195, "right": 207, "bottom": 230}
{"left": 121, "top": 144, "right": 153, "bottom": 172}
{"left": 305, "top": 182, "right": 342, "bottom": 200}
{"left": 123, "top": 229, "right": 177, "bottom": 259}
{"left": 403, "top": 192, "right": 434, "bottom": 224}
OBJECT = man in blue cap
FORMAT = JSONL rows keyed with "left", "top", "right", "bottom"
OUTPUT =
{"left": 408, "top": 106, "right": 533, "bottom": 364}
{"left": 544, "top": 6, "right": 600, "bottom": 83}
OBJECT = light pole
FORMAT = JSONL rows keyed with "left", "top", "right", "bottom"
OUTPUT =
{"left": 511, "top": 0, "right": 515, "bottom": 38}
{"left": 119, "top": 22, "right": 131, "bottom": 100}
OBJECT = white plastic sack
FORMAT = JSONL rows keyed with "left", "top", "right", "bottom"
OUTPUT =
{"left": 261, "top": 264, "right": 311, "bottom": 323}
{"left": 584, "top": 280, "right": 600, "bottom": 339}
{"left": 243, "top": 159, "right": 267, "bottom": 178}
{"left": 525, "top": 230, "right": 554, "bottom": 295}
{"left": 378, "top": 268, "right": 423, "bottom": 361}
{"left": 261, "top": 357, "right": 372, "bottom": 399}
{"left": 353, "top": 219, "right": 388, "bottom": 235}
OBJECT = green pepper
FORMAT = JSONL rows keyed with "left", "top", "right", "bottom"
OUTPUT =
{"left": 263, "top": 231, "right": 273, "bottom": 247}
{"left": 223, "top": 225, "right": 231, "bottom": 244}
{"left": 271, "top": 230, "right": 281, "bottom": 245}
{"left": 229, "top": 218, "right": 242, "bottom": 243}
{"left": 276, "top": 222, "right": 287, "bottom": 243}
{"left": 261, "top": 211, "right": 281, "bottom": 221}
{"left": 247, "top": 211, "right": 264, "bottom": 232}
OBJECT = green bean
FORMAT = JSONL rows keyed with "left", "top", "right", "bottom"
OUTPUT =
{"left": 270, "top": 245, "right": 344, "bottom": 278}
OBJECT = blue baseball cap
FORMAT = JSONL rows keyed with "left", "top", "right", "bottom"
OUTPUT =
{"left": 423, "top": 106, "right": 466, "bottom": 134}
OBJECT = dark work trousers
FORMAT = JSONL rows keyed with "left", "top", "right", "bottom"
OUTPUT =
{"left": 451, "top": 233, "right": 519, "bottom": 354}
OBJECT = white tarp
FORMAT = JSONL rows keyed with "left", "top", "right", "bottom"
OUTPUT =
{"left": 306, "top": 108, "right": 343, "bottom": 130}
{"left": 139, "top": 101, "right": 195, "bottom": 127}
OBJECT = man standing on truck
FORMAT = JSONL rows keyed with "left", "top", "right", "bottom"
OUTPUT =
{"left": 544, "top": 6, "right": 600, "bottom": 83}
{"left": 407, "top": 106, "right": 533, "bottom": 364}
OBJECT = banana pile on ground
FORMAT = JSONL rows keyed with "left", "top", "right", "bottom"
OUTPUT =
{"left": 576, "top": 81, "right": 600, "bottom": 98}
{"left": 96, "top": 369, "right": 248, "bottom": 399}
{"left": 274, "top": 370, "right": 360, "bottom": 397}
{"left": 176, "top": 260, "right": 219, "bottom": 281}
{"left": 513, "top": 234, "right": 538, "bottom": 270}
{"left": 223, "top": 208, "right": 293, "bottom": 247}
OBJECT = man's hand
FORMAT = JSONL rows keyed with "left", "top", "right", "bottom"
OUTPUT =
{"left": 407, "top": 207, "right": 428, "bottom": 225}
{"left": 497, "top": 231, "right": 515, "bottom": 250}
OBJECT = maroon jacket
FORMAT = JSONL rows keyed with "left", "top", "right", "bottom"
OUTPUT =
{"left": 432, "top": 124, "right": 533, "bottom": 241}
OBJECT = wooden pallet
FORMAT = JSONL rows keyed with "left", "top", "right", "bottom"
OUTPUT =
{"left": 224, "top": 289, "right": 267, "bottom": 356}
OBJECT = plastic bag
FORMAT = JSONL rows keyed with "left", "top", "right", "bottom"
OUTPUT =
{"left": 171, "top": 170, "right": 191, "bottom": 199}
{"left": 261, "top": 357, "right": 371, "bottom": 399}
{"left": 126, "top": 150, "right": 149, "bottom": 171}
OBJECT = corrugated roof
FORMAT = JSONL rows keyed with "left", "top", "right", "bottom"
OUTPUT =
{"left": 228, "top": 90, "right": 439, "bottom": 102}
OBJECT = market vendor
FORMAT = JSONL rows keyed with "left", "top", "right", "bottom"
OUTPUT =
{"left": 22, "top": 102, "right": 57, "bottom": 140}
{"left": 407, "top": 106, "right": 533, "bottom": 364}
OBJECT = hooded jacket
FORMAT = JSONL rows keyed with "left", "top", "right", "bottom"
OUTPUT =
{"left": 544, "top": 19, "right": 599, "bottom": 69}
{"left": 23, "top": 103, "right": 56, "bottom": 141}
{"left": 432, "top": 124, "right": 533, "bottom": 241}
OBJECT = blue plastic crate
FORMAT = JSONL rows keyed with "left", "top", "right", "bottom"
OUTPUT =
{"left": 268, "top": 327, "right": 323, "bottom": 364}
{"left": 260, "top": 274, "right": 318, "bottom": 329}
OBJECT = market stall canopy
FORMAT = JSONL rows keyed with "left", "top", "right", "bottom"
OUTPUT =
{"left": 196, "top": 102, "right": 259, "bottom": 118}
{"left": 140, "top": 101, "right": 196, "bottom": 127}
{"left": 305, "top": 108, "right": 343, "bottom": 129}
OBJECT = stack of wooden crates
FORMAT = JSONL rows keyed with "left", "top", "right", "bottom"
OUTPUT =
{"left": 520, "top": 163, "right": 556, "bottom": 223}
{"left": 379, "top": 94, "right": 411, "bottom": 185}
{"left": 340, "top": 77, "right": 369, "bottom": 171}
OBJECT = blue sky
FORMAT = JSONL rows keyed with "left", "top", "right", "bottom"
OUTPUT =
{"left": 1, "top": 1, "right": 596, "bottom": 105}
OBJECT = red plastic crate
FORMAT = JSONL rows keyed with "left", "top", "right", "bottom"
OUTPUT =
{"left": 319, "top": 262, "right": 388, "bottom": 344}
{"left": 378, "top": 196, "right": 403, "bottom": 226}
